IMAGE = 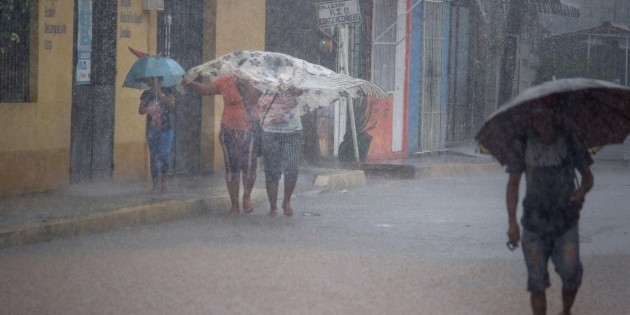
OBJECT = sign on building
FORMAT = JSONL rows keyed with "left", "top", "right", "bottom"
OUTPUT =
{"left": 76, "top": 0, "right": 92, "bottom": 85}
{"left": 316, "top": 0, "right": 361, "bottom": 27}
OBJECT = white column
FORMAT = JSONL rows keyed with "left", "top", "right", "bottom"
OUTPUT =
{"left": 392, "top": 0, "right": 407, "bottom": 152}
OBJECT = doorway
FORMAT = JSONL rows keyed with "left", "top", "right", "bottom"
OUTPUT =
{"left": 158, "top": 0, "right": 204, "bottom": 175}
{"left": 70, "top": 0, "right": 116, "bottom": 183}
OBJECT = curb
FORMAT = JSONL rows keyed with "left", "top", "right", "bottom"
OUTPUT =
{"left": 0, "top": 189, "right": 267, "bottom": 249}
{"left": 361, "top": 162, "right": 501, "bottom": 179}
{"left": 414, "top": 163, "right": 501, "bottom": 178}
{"left": 313, "top": 170, "right": 367, "bottom": 193}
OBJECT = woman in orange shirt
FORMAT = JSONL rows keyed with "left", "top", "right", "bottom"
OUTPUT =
{"left": 182, "top": 75, "right": 262, "bottom": 214}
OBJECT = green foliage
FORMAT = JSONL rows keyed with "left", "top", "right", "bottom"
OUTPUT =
{"left": 0, "top": 0, "right": 31, "bottom": 55}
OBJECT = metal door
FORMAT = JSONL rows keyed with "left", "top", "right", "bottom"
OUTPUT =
{"left": 70, "top": 0, "right": 116, "bottom": 183}
{"left": 419, "top": 0, "right": 445, "bottom": 152}
{"left": 158, "top": 0, "right": 204, "bottom": 175}
{"left": 446, "top": 4, "right": 471, "bottom": 145}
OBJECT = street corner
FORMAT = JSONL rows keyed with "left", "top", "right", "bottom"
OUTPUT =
{"left": 314, "top": 170, "right": 367, "bottom": 193}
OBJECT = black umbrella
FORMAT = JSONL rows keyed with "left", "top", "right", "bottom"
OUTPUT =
{"left": 476, "top": 78, "right": 630, "bottom": 165}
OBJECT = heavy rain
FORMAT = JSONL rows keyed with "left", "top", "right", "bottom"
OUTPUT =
{"left": 0, "top": 0, "right": 629, "bottom": 314}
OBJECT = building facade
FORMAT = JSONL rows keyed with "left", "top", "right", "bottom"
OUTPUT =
{"left": 0, "top": 0, "right": 266, "bottom": 196}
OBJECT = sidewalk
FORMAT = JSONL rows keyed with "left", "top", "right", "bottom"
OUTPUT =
{"left": 0, "top": 148, "right": 498, "bottom": 249}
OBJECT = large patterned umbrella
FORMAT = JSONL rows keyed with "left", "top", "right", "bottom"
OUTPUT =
{"left": 177, "top": 50, "right": 388, "bottom": 114}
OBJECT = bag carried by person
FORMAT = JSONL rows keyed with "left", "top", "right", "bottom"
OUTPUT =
{"left": 251, "top": 93, "right": 276, "bottom": 157}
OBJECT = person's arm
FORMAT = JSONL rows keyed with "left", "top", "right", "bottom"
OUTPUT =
{"left": 145, "top": 78, "right": 175, "bottom": 109}
{"left": 181, "top": 78, "right": 220, "bottom": 96}
{"left": 155, "top": 86, "right": 175, "bottom": 109}
{"left": 506, "top": 172, "right": 522, "bottom": 247}
{"left": 139, "top": 92, "right": 150, "bottom": 115}
{"left": 571, "top": 165, "right": 594, "bottom": 205}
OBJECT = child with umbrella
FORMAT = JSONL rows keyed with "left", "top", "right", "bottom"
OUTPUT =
{"left": 138, "top": 76, "right": 176, "bottom": 194}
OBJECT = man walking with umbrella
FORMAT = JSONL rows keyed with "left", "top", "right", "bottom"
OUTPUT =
{"left": 477, "top": 77, "right": 630, "bottom": 314}
{"left": 505, "top": 106, "right": 594, "bottom": 315}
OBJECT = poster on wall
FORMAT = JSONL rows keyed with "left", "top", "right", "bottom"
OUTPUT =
{"left": 76, "top": 0, "right": 92, "bottom": 85}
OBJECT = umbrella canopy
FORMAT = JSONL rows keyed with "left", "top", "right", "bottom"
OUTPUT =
{"left": 476, "top": 77, "right": 630, "bottom": 165}
{"left": 178, "top": 50, "right": 388, "bottom": 114}
{"left": 123, "top": 55, "right": 185, "bottom": 90}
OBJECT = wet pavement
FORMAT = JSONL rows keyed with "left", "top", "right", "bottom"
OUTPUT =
{"left": 0, "top": 146, "right": 499, "bottom": 248}
{"left": 1, "top": 157, "right": 627, "bottom": 315}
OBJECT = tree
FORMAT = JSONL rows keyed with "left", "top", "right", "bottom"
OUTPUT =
{"left": 0, "top": 0, "right": 31, "bottom": 55}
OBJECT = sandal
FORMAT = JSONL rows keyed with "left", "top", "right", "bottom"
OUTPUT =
{"left": 268, "top": 209, "right": 277, "bottom": 217}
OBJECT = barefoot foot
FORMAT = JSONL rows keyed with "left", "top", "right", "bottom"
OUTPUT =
{"left": 243, "top": 199, "right": 254, "bottom": 213}
{"left": 282, "top": 203, "right": 293, "bottom": 216}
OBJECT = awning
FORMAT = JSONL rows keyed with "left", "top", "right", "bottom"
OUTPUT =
{"left": 535, "top": 1, "right": 580, "bottom": 18}
{"left": 470, "top": 0, "right": 580, "bottom": 22}
{"left": 546, "top": 21, "right": 630, "bottom": 40}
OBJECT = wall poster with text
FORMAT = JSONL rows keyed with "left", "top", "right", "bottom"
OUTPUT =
{"left": 76, "top": 0, "right": 92, "bottom": 84}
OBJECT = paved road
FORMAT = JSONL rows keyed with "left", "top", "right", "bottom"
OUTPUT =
{"left": 1, "top": 165, "right": 628, "bottom": 314}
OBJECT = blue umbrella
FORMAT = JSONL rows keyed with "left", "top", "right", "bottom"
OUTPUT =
{"left": 123, "top": 55, "right": 185, "bottom": 89}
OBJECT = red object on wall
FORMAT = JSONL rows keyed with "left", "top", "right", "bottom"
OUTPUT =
{"left": 365, "top": 95, "right": 408, "bottom": 162}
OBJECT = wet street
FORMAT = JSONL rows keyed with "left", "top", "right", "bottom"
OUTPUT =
{"left": 1, "top": 164, "right": 628, "bottom": 314}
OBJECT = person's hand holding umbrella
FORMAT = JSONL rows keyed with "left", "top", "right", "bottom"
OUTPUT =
{"left": 138, "top": 77, "right": 174, "bottom": 117}
{"left": 147, "top": 76, "right": 175, "bottom": 109}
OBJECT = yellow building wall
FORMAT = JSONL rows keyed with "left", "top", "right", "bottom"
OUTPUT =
{"left": 113, "top": 0, "right": 153, "bottom": 181}
{"left": 0, "top": 1, "right": 74, "bottom": 196}
{"left": 115, "top": 0, "right": 268, "bottom": 179}
{"left": 0, "top": 0, "right": 267, "bottom": 196}
{"left": 205, "top": 0, "right": 266, "bottom": 171}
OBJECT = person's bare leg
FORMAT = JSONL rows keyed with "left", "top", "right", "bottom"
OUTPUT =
{"left": 160, "top": 175, "right": 169, "bottom": 194}
{"left": 242, "top": 172, "right": 256, "bottom": 213}
{"left": 266, "top": 180, "right": 279, "bottom": 216}
{"left": 152, "top": 178, "right": 160, "bottom": 194}
{"left": 530, "top": 291, "right": 546, "bottom": 315}
{"left": 281, "top": 174, "right": 297, "bottom": 216}
{"left": 560, "top": 288, "right": 578, "bottom": 315}
{"left": 226, "top": 180, "right": 240, "bottom": 214}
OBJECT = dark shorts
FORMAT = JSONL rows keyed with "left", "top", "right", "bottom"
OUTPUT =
{"left": 261, "top": 130, "right": 302, "bottom": 183}
{"left": 219, "top": 124, "right": 257, "bottom": 183}
{"left": 521, "top": 225, "right": 583, "bottom": 292}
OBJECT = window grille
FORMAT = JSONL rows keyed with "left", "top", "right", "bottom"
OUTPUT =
{"left": 371, "top": 1, "right": 397, "bottom": 92}
{"left": 420, "top": 0, "right": 445, "bottom": 152}
{"left": 0, "top": 2, "right": 33, "bottom": 103}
